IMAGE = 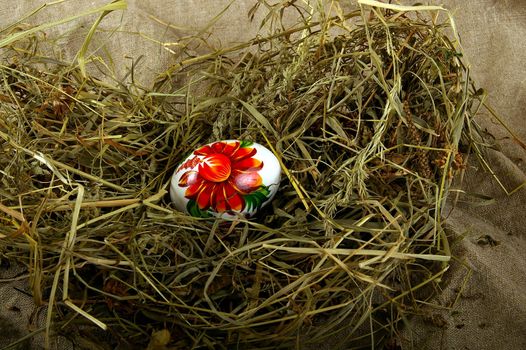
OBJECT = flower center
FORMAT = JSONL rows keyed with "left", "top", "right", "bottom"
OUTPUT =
{"left": 200, "top": 153, "right": 232, "bottom": 182}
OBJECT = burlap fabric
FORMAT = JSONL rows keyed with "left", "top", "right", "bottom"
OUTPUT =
{"left": 1, "top": 1, "right": 525, "bottom": 349}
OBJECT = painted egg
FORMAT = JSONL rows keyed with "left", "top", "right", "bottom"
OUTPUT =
{"left": 170, "top": 140, "right": 281, "bottom": 219}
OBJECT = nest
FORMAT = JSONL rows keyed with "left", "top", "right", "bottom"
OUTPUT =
{"left": 0, "top": 2, "right": 485, "bottom": 349}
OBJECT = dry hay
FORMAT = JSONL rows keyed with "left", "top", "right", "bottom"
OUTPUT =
{"left": 0, "top": 1, "right": 486, "bottom": 349}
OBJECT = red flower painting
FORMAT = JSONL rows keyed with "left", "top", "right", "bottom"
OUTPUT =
{"left": 178, "top": 140, "right": 266, "bottom": 213}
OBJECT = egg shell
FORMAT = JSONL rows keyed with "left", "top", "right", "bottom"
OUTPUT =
{"left": 170, "top": 140, "right": 281, "bottom": 219}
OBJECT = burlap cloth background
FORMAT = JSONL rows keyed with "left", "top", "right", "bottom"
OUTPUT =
{"left": 0, "top": 1, "right": 525, "bottom": 349}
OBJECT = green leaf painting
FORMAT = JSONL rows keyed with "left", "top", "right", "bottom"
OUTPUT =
{"left": 240, "top": 140, "right": 254, "bottom": 148}
{"left": 186, "top": 199, "right": 211, "bottom": 218}
{"left": 243, "top": 185, "right": 271, "bottom": 212}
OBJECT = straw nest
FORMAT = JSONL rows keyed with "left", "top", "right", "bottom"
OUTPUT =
{"left": 0, "top": 2, "right": 484, "bottom": 349}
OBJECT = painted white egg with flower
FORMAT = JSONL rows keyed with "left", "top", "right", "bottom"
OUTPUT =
{"left": 170, "top": 140, "right": 281, "bottom": 218}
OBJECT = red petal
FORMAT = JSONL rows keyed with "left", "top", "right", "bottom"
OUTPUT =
{"left": 231, "top": 147, "right": 257, "bottom": 162}
{"left": 213, "top": 183, "right": 236, "bottom": 213}
{"left": 230, "top": 171, "right": 262, "bottom": 194}
{"left": 233, "top": 158, "right": 263, "bottom": 171}
{"left": 196, "top": 184, "right": 213, "bottom": 209}
{"left": 212, "top": 141, "right": 225, "bottom": 153}
{"left": 222, "top": 141, "right": 240, "bottom": 157}
{"left": 185, "top": 178, "right": 205, "bottom": 198}
{"left": 215, "top": 202, "right": 227, "bottom": 213}
{"left": 194, "top": 145, "right": 214, "bottom": 156}
{"left": 211, "top": 183, "right": 245, "bottom": 212}
{"left": 214, "top": 186, "right": 228, "bottom": 213}
{"left": 223, "top": 182, "right": 237, "bottom": 197}
{"left": 227, "top": 192, "right": 244, "bottom": 211}
{"left": 199, "top": 154, "right": 232, "bottom": 182}
{"left": 178, "top": 171, "right": 199, "bottom": 187}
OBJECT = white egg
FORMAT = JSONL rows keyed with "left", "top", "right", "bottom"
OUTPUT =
{"left": 170, "top": 140, "right": 281, "bottom": 219}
